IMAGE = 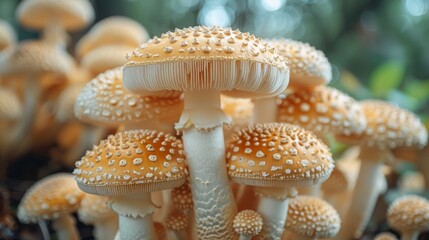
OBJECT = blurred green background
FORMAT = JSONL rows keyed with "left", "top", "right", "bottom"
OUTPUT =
{"left": 1, "top": 0, "right": 428, "bottom": 121}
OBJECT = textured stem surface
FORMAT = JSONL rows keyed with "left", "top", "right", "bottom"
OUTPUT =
{"left": 93, "top": 217, "right": 118, "bottom": 240}
{"left": 252, "top": 97, "right": 277, "bottom": 124}
{"left": 401, "top": 231, "right": 418, "bottom": 240}
{"left": 52, "top": 214, "right": 80, "bottom": 240}
{"left": 255, "top": 196, "right": 289, "bottom": 240}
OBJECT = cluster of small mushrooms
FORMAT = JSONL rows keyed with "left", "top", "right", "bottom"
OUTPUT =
{"left": 1, "top": 0, "right": 428, "bottom": 240}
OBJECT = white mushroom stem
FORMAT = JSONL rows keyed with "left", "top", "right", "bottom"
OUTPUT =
{"left": 93, "top": 217, "right": 118, "bottom": 240}
{"left": 51, "top": 214, "right": 80, "bottom": 240}
{"left": 180, "top": 90, "right": 236, "bottom": 239}
{"left": 401, "top": 231, "right": 419, "bottom": 240}
{"left": 252, "top": 97, "right": 277, "bottom": 124}
{"left": 335, "top": 147, "right": 389, "bottom": 240}
{"left": 42, "top": 20, "right": 69, "bottom": 49}
{"left": 109, "top": 193, "right": 156, "bottom": 240}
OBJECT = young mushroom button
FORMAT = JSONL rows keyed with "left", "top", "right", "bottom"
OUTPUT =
{"left": 233, "top": 210, "right": 263, "bottom": 240}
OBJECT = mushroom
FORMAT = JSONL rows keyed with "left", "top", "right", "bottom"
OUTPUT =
{"left": 284, "top": 195, "right": 341, "bottom": 240}
{"left": 17, "top": 0, "right": 94, "bottom": 48}
{"left": 17, "top": 173, "right": 84, "bottom": 240}
{"left": 335, "top": 100, "right": 428, "bottom": 240}
{"left": 233, "top": 210, "right": 263, "bottom": 240}
{"left": 226, "top": 123, "right": 334, "bottom": 239}
{"left": 113, "top": 222, "right": 168, "bottom": 240}
{"left": 387, "top": 195, "right": 429, "bottom": 240}
{"left": 73, "top": 130, "right": 188, "bottom": 239}
{"left": 374, "top": 232, "right": 399, "bottom": 240}
{"left": 0, "top": 19, "right": 16, "bottom": 51}
{"left": 0, "top": 88, "right": 22, "bottom": 157}
{"left": 123, "top": 26, "right": 289, "bottom": 239}
{"left": 77, "top": 193, "right": 118, "bottom": 240}
{"left": 171, "top": 181, "right": 193, "bottom": 213}
{"left": 165, "top": 211, "right": 189, "bottom": 240}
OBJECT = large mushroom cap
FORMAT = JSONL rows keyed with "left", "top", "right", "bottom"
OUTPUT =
{"left": 123, "top": 26, "right": 289, "bottom": 98}
{"left": 81, "top": 45, "right": 135, "bottom": 76}
{"left": 270, "top": 39, "right": 332, "bottom": 89}
{"left": 336, "top": 100, "right": 428, "bottom": 150}
{"left": 232, "top": 210, "right": 263, "bottom": 237}
{"left": 286, "top": 195, "right": 341, "bottom": 238}
{"left": 387, "top": 195, "right": 429, "bottom": 233}
{"left": 16, "top": 0, "right": 94, "bottom": 31}
{"left": 0, "top": 88, "right": 22, "bottom": 121}
{"left": 226, "top": 123, "right": 334, "bottom": 188}
{"left": 74, "top": 67, "right": 183, "bottom": 127}
{"left": 73, "top": 130, "right": 188, "bottom": 196}
{"left": 277, "top": 86, "right": 366, "bottom": 136}
{"left": 0, "top": 19, "right": 16, "bottom": 51}
{"left": 77, "top": 193, "right": 115, "bottom": 224}
{"left": 17, "top": 173, "right": 84, "bottom": 223}
{"left": 76, "top": 16, "right": 149, "bottom": 58}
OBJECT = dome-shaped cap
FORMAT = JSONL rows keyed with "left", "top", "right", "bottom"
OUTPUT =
{"left": 0, "top": 88, "right": 22, "bottom": 121}
{"left": 123, "top": 26, "right": 289, "bottom": 98}
{"left": 55, "top": 83, "right": 84, "bottom": 123}
{"left": 232, "top": 210, "right": 263, "bottom": 237}
{"left": 0, "top": 19, "right": 16, "bottom": 51}
{"left": 270, "top": 39, "right": 331, "bottom": 89}
{"left": 0, "top": 41, "right": 74, "bottom": 76}
{"left": 16, "top": 0, "right": 94, "bottom": 31}
{"left": 277, "top": 86, "right": 366, "bottom": 136}
{"left": 387, "top": 195, "right": 429, "bottom": 233}
{"left": 74, "top": 130, "right": 188, "bottom": 196}
{"left": 286, "top": 195, "right": 341, "bottom": 238}
{"left": 77, "top": 193, "right": 115, "bottom": 224}
{"left": 336, "top": 100, "right": 428, "bottom": 150}
{"left": 171, "top": 181, "right": 193, "bottom": 211}
{"left": 374, "top": 232, "right": 398, "bottom": 240}
{"left": 17, "top": 173, "right": 84, "bottom": 223}
{"left": 74, "top": 67, "right": 183, "bottom": 127}
{"left": 76, "top": 16, "right": 149, "bottom": 58}
{"left": 81, "top": 45, "right": 135, "bottom": 76}
{"left": 226, "top": 123, "right": 334, "bottom": 188}
{"left": 166, "top": 211, "right": 188, "bottom": 231}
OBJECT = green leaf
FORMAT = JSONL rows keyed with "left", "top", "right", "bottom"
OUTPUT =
{"left": 404, "top": 80, "right": 429, "bottom": 102}
{"left": 369, "top": 61, "right": 405, "bottom": 97}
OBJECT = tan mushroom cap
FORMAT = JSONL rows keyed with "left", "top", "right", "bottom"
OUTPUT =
{"left": 0, "top": 88, "right": 22, "bottom": 121}
{"left": 232, "top": 210, "right": 263, "bottom": 237}
{"left": 74, "top": 67, "right": 183, "bottom": 127}
{"left": 17, "top": 173, "right": 84, "bottom": 223}
{"left": 286, "top": 195, "right": 341, "bottom": 238}
{"left": 76, "top": 16, "right": 149, "bottom": 58}
{"left": 55, "top": 83, "right": 84, "bottom": 123}
{"left": 77, "top": 193, "right": 115, "bottom": 224}
{"left": 123, "top": 26, "right": 289, "bottom": 98}
{"left": 270, "top": 39, "right": 332, "bottom": 89}
{"left": 166, "top": 211, "right": 188, "bottom": 231}
{"left": 0, "top": 41, "right": 74, "bottom": 76}
{"left": 0, "top": 19, "right": 16, "bottom": 51}
{"left": 387, "top": 195, "right": 429, "bottom": 233}
{"left": 73, "top": 130, "right": 188, "bottom": 196}
{"left": 321, "top": 167, "right": 349, "bottom": 194}
{"left": 226, "top": 123, "right": 334, "bottom": 188}
{"left": 16, "top": 0, "right": 94, "bottom": 31}
{"left": 336, "top": 100, "right": 428, "bottom": 150}
{"left": 171, "top": 181, "right": 193, "bottom": 211}
{"left": 277, "top": 86, "right": 366, "bottom": 136}
{"left": 374, "top": 232, "right": 399, "bottom": 240}
{"left": 81, "top": 45, "right": 135, "bottom": 76}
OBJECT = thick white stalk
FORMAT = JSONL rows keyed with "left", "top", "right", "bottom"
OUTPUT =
{"left": 42, "top": 20, "right": 68, "bottom": 49}
{"left": 252, "top": 97, "right": 277, "bottom": 124}
{"left": 401, "top": 231, "right": 418, "bottom": 240}
{"left": 51, "top": 214, "right": 79, "bottom": 240}
{"left": 181, "top": 90, "right": 236, "bottom": 240}
{"left": 335, "top": 147, "right": 386, "bottom": 240}
{"left": 255, "top": 196, "right": 289, "bottom": 240}
{"left": 93, "top": 217, "right": 118, "bottom": 240}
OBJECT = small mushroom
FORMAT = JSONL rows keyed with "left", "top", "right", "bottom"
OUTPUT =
{"left": 233, "top": 210, "right": 263, "bottom": 240}
{"left": 374, "top": 232, "right": 399, "bottom": 240}
{"left": 165, "top": 211, "right": 189, "bottom": 240}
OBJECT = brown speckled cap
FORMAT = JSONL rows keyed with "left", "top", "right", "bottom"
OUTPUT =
{"left": 277, "top": 86, "right": 366, "bottom": 136}
{"left": 77, "top": 193, "right": 115, "bottom": 224}
{"left": 171, "top": 181, "right": 193, "bottom": 211}
{"left": 74, "top": 67, "right": 183, "bottom": 127}
{"left": 287, "top": 195, "right": 341, "bottom": 238}
{"left": 226, "top": 123, "right": 334, "bottom": 188}
{"left": 270, "top": 39, "right": 331, "bottom": 89}
{"left": 233, "top": 210, "right": 263, "bottom": 237}
{"left": 166, "top": 211, "right": 188, "bottom": 231}
{"left": 73, "top": 130, "right": 188, "bottom": 196}
{"left": 17, "top": 173, "right": 84, "bottom": 223}
{"left": 123, "top": 26, "right": 289, "bottom": 98}
{"left": 387, "top": 195, "right": 429, "bottom": 233}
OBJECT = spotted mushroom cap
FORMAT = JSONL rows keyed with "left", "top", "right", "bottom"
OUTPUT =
{"left": 55, "top": 83, "right": 84, "bottom": 123}
{"left": 17, "top": 173, "right": 84, "bottom": 223}
{"left": 0, "top": 88, "right": 22, "bottom": 121}
{"left": 336, "top": 100, "right": 428, "bottom": 150}
{"left": 166, "top": 211, "right": 188, "bottom": 231}
{"left": 374, "top": 232, "right": 399, "bottom": 240}
{"left": 286, "top": 195, "right": 341, "bottom": 238}
{"left": 277, "top": 86, "right": 366, "bottom": 136}
{"left": 76, "top": 16, "right": 149, "bottom": 58}
{"left": 0, "top": 41, "right": 74, "bottom": 76}
{"left": 171, "top": 181, "right": 193, "bottom": 211}
{"left": 81, "top": 45, "right": 135, "bottom": 76}
{"left": 269, "top": 39, "right": 331, "bottom": 89}
{"left": 16, "top": 0, "right": 94, "bottom": 31}
{"left": 321, "top": 167, "right": 349, "bottom": 194}
{"left": 232, "top": 210, "right": 263, "bottom": 237}
{"left": 73, "top": 130, "right": 188, "bottom": 196}
{"left": 226, "top": 123, "right": 334, "bottom": 188}
{"left": 0, "top": 19, "right": 16, "bottom": 51}
{"left": 74, "top": 67, "right": 183, "bottom": 127}
{"left": 387, "top": 195, "right": 429, "bottom": 233}
{"left": 123, "top": 26, "right": 289, "bottom": 98}
{"left": 77, "top": 193, "right": 116, "bottom": 224}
